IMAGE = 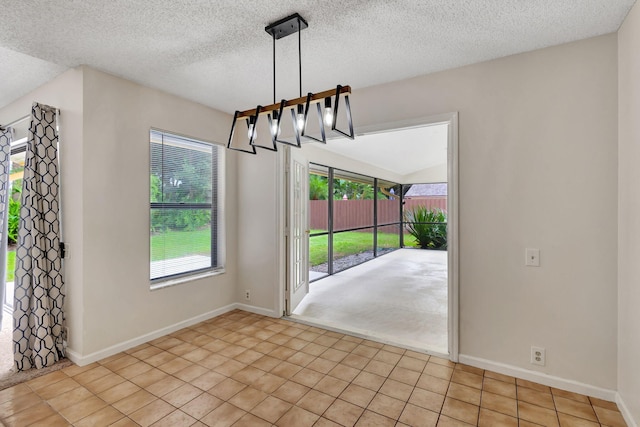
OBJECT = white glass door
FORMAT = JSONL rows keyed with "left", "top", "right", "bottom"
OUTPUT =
{"left": 286, "top": 147, "right": 309, "bottom": 314}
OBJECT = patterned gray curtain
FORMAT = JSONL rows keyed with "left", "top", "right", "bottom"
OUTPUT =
{"left": 0, "top": 126, "right": 12, "bottom": 330}
{"left": 13, "top": 103, "right": 65, "bottom": 370}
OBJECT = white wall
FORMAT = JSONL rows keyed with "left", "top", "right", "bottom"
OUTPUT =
{"left": 356, "top": 34, "right": 619, "bottom": 390}
{"left": 236, "top": 150, "right": 282, "bottom": 316}
{"left": 239, "top": 34, "right": 619, "bottom": 390}
{"left": 618, "top": 1, "right": 640, "bottom": 422}
{"left": 79, "top": 68, "right": 238, "bottom": 355}
{"left": 0, "top": 67, "right": 240, "bottom": 359}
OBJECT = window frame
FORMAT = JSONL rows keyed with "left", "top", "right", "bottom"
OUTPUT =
{"left": 149, "top": 129, "right": 223, "bottom": 286}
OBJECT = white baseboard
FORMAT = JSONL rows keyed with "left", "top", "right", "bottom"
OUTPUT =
{"left": 66, "top": 303, "right": 238, "bottom": 366}
{"left": 235, "top": 303, "right": 280, "bottom": 318}
{"left": 616, "top": 392, "right": 639, "bottom": 427}
{"left": 459, "top": 354, "right": 617, "bottom": 402}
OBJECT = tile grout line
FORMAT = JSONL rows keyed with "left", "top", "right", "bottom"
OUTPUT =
{"left": 515, "top": 373, "right": 520, "bottom": 425}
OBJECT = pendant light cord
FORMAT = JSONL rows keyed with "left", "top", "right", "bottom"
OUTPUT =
{"left": 273, "top": 33, "right": 276, "bottom": 104}
{"left": 271, "top": 17, "right": 303, "bottom": 103}
{"left": 298, "top": 16, "right": 302, "bottom": 98}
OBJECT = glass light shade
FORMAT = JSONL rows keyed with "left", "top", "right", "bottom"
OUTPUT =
{"left": 323, "top": 97, "right": 334, "bottom": 126}
{"left": 247, "top": 116, "right": 257, "bottom": 140}
{"left": 324, "top": 107, "right": 333, "bottom": 126}
{"left": 296, "top": 105, "right": 305, "bottom": 132}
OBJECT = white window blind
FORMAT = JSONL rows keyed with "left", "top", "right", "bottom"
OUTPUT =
{"left": 150, "top": 130, "right": 220, "bottom": 281}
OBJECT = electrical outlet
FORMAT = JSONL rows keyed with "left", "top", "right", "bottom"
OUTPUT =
{"left": 244, "top": 290, "right": 250, "bottom": 301}
{"left": 531, "top": 346, "right": 545, "bottom": 366}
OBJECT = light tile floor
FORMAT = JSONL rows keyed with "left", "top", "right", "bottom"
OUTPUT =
{"left": 0, "top": 310, "right": 628, "bottom": 426}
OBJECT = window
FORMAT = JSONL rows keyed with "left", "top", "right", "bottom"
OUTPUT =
{"left": 150, "top": 130, "right": 222, "bottom": 282}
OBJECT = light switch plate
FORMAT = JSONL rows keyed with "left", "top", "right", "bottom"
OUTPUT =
{"left": 526, "top": 248, "right": 540, "bottom": 267}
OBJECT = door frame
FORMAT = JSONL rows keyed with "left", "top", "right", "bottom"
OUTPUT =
{"left": 277, "top": 112, "right": 459, "bottom": 362}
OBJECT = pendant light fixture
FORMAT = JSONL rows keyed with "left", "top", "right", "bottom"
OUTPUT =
{"left": 227, "top": 13, "right": 354, "bottom": 154}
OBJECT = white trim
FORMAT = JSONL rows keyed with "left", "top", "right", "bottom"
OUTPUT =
{"left": 459, "top": 354, "right": 617, "bottom": 401}
{"left": 354, "top": 113, "right": 455, "bottom": 137}
{"left": 235, "top": 303, "right": 280, "bottom": 318}
{"left": 66, "top": 304, "right": 238, "bottom": 366}
{"left": 150, "top": 269, "right": 225, "bottom": 291}
{"left": 616, "top": 393, "right": 639, "bottom": 427}
{"left": 275, "top": 147, "right": 286, "bottom": 318}
{"left": 447, "top": 112, "right": 459, "bottom": 362}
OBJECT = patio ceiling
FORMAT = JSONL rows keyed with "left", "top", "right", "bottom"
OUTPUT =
{"left": 313, "top": 123, "right": 448, "bottom": 177}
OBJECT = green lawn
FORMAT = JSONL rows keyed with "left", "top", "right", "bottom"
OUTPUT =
{"left": 150, "top": 229, "right": 211, "bottom": 261}
{"left": 403, "top": 236, "right": 420, "bottom": 248}
{"left": 310, "top": 230, "right": 418, "bottom": 266}
{"left": 7, "top": 250, "right": 15, "bottom": 282}
{"left": 150, "top": 227, "right": 417, "bottom": 267}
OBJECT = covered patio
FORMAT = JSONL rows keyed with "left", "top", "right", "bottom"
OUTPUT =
{"left": 293, "top": 248, "right": 448, "bottom": 354}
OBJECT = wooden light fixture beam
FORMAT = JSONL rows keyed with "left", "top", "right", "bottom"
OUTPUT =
{"left": 236, "top": 85, "right": 352, "bottom": 119}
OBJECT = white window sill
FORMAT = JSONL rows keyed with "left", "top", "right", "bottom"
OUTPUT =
{"left": 150, "top": 268, "right": 225, "bottom": 291}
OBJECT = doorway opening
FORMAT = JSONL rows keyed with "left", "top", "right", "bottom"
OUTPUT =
{"left": 283, "top": 113, "right": 459, "bottom": 359}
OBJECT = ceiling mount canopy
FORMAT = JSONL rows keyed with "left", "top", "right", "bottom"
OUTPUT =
{"left": 265, "top": 12, "right": 308, "bottom": 39}
{"left": 227, "top": 13, "right": 354, "bottom": 154}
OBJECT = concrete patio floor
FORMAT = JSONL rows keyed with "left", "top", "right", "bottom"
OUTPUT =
{"left": 292, "top": 248, "right": 448, "bottom": 354}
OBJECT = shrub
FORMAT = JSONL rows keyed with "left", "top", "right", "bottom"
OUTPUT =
{"left": 150, "top": 174, "right": 210, "bottom": 232}
{"left": 404, "top": 206, "right": 447, "bottom": 250}
{"left": 309, "top": 175, "right": 328, "bottom": 200}
{"left": 8, "top": 188, "right": 21, "bottom": 245}
{"left": 151, "top": 209, "right": 211, "bottom": 232}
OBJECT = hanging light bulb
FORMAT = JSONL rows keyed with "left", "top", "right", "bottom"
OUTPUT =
{"left": 296, "top": 104, "right": 305, "bottom": 132}
{"left": 324, "top": 97, "right": 334, "bottom": 127}
{"left": 271, "top": 111, "right": 280, "bottom": 137}
{"left": 247, "top": 116, "right": 256, "bottom": 140}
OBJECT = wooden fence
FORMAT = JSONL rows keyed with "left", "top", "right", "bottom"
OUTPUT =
{"left": 310, "top": 197, "right": 447, "bottom": 231}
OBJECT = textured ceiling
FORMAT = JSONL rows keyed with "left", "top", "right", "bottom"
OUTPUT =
{"left": 0, "top": 0, "right": 636, "bottom": 114}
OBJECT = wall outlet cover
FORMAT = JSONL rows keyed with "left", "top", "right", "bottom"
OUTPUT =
{"left": 531, "top": 346, "right": 546, "bottom": 366}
